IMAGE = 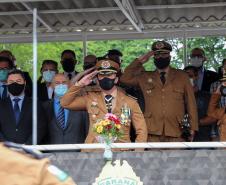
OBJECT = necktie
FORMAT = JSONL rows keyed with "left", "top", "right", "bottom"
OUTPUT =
{"left": 13, "top": 98, "right": 21, "bottom": 124}
{"left": 1, "top": 85, "right": 7, "bottom": 99}
{"left": 68, "top": 74, "right": 72, "bottom": 80}
{"left": 56, "top": 102, "right": 65, "bottom": 130}
{"left": 105, "top": 95, "right": 113, "bottom": 113}
{"left": 160, "top": 72, "right": 166, "bottom": 85}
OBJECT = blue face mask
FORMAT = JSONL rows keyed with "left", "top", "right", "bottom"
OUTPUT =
{"left": 0, "top": 69, "right": 8, "bottom": 81}
{"left": 42, "top": 70, "right": 56, "bottom": 83}
{"left": 54, "top": 84, "right": 68, "bottom": 97}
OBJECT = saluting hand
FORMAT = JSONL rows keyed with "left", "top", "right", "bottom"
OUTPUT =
{"left": 138, "top": 50, "right": 154, "bottom": 64}
{"left": 77, "top": 70, "right": 98, "bottom": 87}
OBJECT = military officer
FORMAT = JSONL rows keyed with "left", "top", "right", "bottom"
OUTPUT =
{"left": 120, "top": 40, "right": 198, "bottom": 142}
{"left": 0, "top": 142, "right": 76, "bottom": 185}
{"left": 61, "top": 59, "right": 147, "bottom": 146}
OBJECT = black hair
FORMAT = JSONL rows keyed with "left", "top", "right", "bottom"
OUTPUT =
{"left": 191, "top": 48, "right": 205, "bottom": 56}
{"left": 0, "top": 56, "right": 14, "bottom": 69}
{"left": 222, "top": 58, "right": 226, "bottom": 65}
{"left": 7, "top": 69, "right": 25, "bottom": 81}
{"left": 107, "top": 49, "right": 123, "bottom": 57}
{"left": 184, "top": 65, "right": 199, "bottom": 75}
{"left": 41, "top": 60, "right": 58, "bottom": 70}
{"left": 61, "top": 50, "right": 76, "bottom": 58}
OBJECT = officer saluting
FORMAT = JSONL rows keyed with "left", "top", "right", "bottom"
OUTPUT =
{"left": 120, "top": 41, "right": 198, "bottom": 142}
{"left": 0, "top": 142, "right": 76, "bottom": 185}
{"left": 61, "top": 59, "right": 147, "bottom": 145}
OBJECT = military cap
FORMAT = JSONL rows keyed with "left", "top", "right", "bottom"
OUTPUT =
{"left": 96, "top": 59, "right": 120, "bottom": 74}
{"left": 152, "top": 40, "right": 172, "bottom": 53}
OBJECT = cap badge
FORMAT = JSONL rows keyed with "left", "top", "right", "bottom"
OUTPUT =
{"left": 101, "top": 60, "right": 111, "bottom": 69}
{"left": 156, "top": 42, "right": 164, "bottom": 49}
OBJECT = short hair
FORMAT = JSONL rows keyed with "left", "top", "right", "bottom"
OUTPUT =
{"left": 7, "top": 69, "right": 25, "bottom": 81}
{"left": 184, "top": 65, "right": 199, "bottom": 75}
{"left": 61, "top": 50, "right": 76, "bottom": 59}
{"left": 41, "top": 60, "right": 58, "bottom": 70}
{"left": 0, "top": 56, "right": 14, "bottom": 69}
{"left": 222, "top": 58, "right": 226, "bottom": 65}
{"left": 191, "top": 48, "right": 205, "bottom": 56}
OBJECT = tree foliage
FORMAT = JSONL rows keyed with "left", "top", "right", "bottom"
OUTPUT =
{"left": 0, "top": 36, "right": 225, "bottom": 77}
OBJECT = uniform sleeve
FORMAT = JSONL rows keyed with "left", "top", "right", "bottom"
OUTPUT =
{"left": 184, "top": 74, "right": 199, "bottom": 131}
{"left": 130, "top": 100, "right": 148, "bottom": 143}
{"left": 60, "top": 85, "right": 87, "bottom": 111}
{"left": 120, "top": 59, "right": 144, "bottom": 86}
{"left": 40, "top": 164, "right": 77, "bottom": 185}
{"left": 207, "top": 93, "right": 225, "bottom": 120}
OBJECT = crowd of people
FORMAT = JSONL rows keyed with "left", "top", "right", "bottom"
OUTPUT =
{"left": 0, "top": 41, "right": 226, "bottom": 147}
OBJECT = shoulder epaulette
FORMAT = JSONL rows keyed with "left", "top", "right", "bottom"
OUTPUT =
{"left": 126, "top": 94, "right": 138, "bottom": 100}
{"left": 4, "top": 141, "right": 44, "bottom": 159}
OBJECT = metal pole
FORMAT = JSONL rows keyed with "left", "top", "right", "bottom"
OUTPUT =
{"left": 183, "top": 33, "right": 188, "bottom": 67}
{"left": 32, "top": 8, "right": 38, "bottom": 145}
{"left": 83, "top": 33, "right": 87, "bottom": 60}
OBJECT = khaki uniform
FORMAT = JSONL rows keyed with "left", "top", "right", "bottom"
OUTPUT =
{"left": 60, "top": 85, "right": 147, "bottom": 144}
{"left": 120, "top": 59, "right": 198, "bottom": 141}
{"left": 0, "top": 144, "right": 76, "bottom": 185}
{"left": 207, "top": 93, "right": 226, "bottom": 141}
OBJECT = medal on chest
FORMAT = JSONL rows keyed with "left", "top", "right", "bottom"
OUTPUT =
{"left": 120, "top": 103, "right": 131, "bottom": 126}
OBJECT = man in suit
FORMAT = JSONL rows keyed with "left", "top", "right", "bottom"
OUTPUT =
{"left": 61, "top": 59, "right": 147, "bottom": 146}
{"left": 0, "top": 69, "right": 47, "bottom": 144}
{"left": 0, "top": 50, "right": 33, "bottom": 97}
{"left": 189, "top": 48, "right": 219, "bottom": 91}
{"left": 120, "top": 40, "right": 198, "bottom": 142}
{"left": 0, "top": 56, "right": 14, "bottom": 100}
{"left": 61, "top": 50, "right": 78, "bottom": 80}
{"left": 43, "top": 73, "right": 89, "bottom": 144}
{"left": 38, "top": 60, "right": 58, "bottom": 101}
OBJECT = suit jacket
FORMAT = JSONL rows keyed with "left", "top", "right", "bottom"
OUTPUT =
{"left": 120, "top": 59, "right": 198, "bottom": 138}
{"left": 38, "top": 82, "right": 52, "bottom": 101}
{"left": 0, "top": 97, "right": 47, "bottom": 144}
{"left": 42, "top": 100, "right": 89, "bottom": 144}
{"left": 201, "top": 69, "right": 219, "bottom": 91}
{"left": 61, "top": 86, "right": 147, "bottom": 144}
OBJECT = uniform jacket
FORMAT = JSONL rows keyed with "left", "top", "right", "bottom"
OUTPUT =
{"left": 0, "top": 97, "right": 47, "bottom": 144}
{"left": 207, "top": 93, "right": 226, "bottom": 141}
{"left": 60, "top": 85, "right": 147, "bottom": 144}
{"left": 42, "top": 100, "right": 89, "bottom": 144}
{"left": 0, "top": 144, "right": 76, "bottom": 185}
{"left": 120, "top": 59, "right": 198, "bottom": 137}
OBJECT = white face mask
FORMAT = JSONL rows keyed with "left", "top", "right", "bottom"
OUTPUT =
{"left": 190, "top": 57, "right": 203, "bottom": 68}
{"left": 43, "top": 70, "right": 56, "bottom": 83}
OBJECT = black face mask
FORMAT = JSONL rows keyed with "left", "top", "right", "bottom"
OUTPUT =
{"left": 154, "top": 57, "right": 170, "bottom": 69}
{"left": 83, "top": 63, "right": 95, "bottom": 70}
{"left": 7, "top": 83, "right": 25, "bottom": 96}
{"left": 62, "top": 59, "right": 76, "bottom": 72}
{"left": 220, "top": 85, "right": 226, "bottom": 97}
{"left": 98, "top": 78, "right": 116, "bottom": 90}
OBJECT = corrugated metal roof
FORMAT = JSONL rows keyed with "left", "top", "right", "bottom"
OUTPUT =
{"left": 0, "top": 0, "right": 225, "bottom": 42}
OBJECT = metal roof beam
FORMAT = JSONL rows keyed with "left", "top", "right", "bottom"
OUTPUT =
{"left": 0, "top": 0, "right": 56, "bottom": 2}
{"left": 114, "top": 0, "right": 143, "bottom": 32}
{"left": 21, "top": 2, "right": 53, "bottom": 31}
{"left": 1, "top": 2, "right": 226, "bottom": 16}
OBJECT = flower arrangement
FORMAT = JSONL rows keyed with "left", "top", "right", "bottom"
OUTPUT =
{"left": 93, "top": 113, "right": 123, "bottom": 141}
